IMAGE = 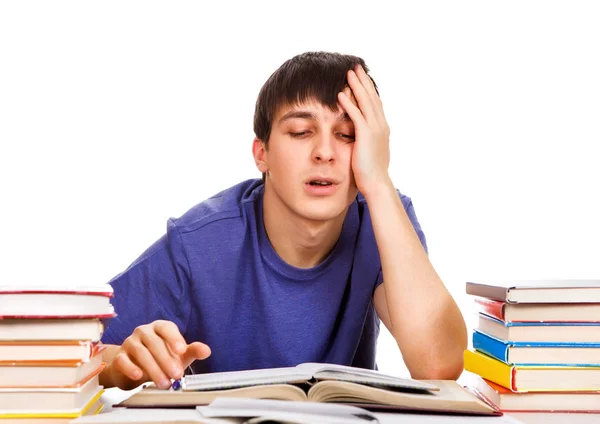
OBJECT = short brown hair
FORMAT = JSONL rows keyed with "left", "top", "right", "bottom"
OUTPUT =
{"left": 253, "top": 51, "right": 378, "bottom": 145}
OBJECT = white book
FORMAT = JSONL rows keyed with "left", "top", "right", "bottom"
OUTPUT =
{"left": 0, "top": 318, "right": 104, "bottom": 342}
{"left": 0, "top": 285, "right": 115, "bottom": 318}
{"left": 466, "top": 279, "right": 600, "bottom": 303}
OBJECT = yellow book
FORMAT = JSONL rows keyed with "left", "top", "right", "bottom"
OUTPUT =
{"left": 464, "top": 349, "right": 600, "bottom": 392}
{"left": 0, "top": 388, "right": 103, "bottom": 419}
{"left": 464, "top": 349, "right": 512, "bottom": 390}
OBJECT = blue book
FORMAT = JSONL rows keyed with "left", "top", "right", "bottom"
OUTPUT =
{"left": 473, "top": 330, "right": 600, "bottom": 366}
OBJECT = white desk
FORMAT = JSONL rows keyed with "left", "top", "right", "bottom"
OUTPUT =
{"left": 99, "top": 388, "right": 600, "bottom": 424}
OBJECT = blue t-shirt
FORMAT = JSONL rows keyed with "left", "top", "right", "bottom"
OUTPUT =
{"left": 102, "top": 179, "right": 427, "bottom": 373}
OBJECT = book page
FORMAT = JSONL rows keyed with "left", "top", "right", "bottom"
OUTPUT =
{"left": 120, "top": 384, "right": 308, "bottom": 407}
{"left": 182, "top": 367, "right": 312, "bottom": 391}
{"left": 307, "top": 380, "right": 497, "bottom": 414}
{"left": 197, "top": 398, "right": 377, "bottom": 424}
{"left": 297, "top": 362, "right": 438, "bottom": 392}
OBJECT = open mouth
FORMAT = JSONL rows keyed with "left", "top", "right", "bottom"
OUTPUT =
{"left": 308, "top": 180, "right": 333, "bottom": 186}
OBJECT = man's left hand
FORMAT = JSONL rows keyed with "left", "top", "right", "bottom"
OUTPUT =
{"left": 338, "top": 64, "right": 391, "bottom": 197}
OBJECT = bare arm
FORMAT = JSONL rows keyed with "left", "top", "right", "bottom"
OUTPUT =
{"left": 338, "top": 64, "right": 467, "bottom": 380}
{"left": 368, "top": 182, "right": 467, "bottom": 380}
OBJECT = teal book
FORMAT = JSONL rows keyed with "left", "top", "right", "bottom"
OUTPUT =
{"left": 473, "top": 330, "right": 600, "bottom": 366}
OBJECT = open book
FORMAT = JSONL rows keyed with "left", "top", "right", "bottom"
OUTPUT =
{"left": 74, "top": 398, "right": 379, "bottom": 424}
{"left": 119, "top": 363, "right": 500, "bottom": 415}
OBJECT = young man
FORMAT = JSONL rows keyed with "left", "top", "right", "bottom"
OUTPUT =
{"left": 99, "top": 52, "right": 467, "bottom": 390}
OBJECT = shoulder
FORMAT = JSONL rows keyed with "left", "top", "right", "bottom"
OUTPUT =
{"left": 169, "top": 179, "right": 263, "bottom": 236}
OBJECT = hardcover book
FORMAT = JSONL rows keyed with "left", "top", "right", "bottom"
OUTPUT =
{"left": 466, "top": 280, "right": 600, "bottom": 304}
{"left": 464, "top": 349, "right": 600, "bottom": 392}
{"left": 473, "top": 330, "right": 600, "bottom": 365}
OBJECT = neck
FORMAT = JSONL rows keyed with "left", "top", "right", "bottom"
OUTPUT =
{"left": 262, "top": 186, "right": 346, "bottom": 269}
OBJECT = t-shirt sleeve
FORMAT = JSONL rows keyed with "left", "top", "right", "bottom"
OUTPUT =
{"left": 375, "top": 192, "right": 428, "bottom": 288}
{"left": 101, "top": 219, "right": 192, "bottom": 345}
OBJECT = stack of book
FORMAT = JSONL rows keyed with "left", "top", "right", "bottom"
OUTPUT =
{"left": 0, "top": 285, "right": 115, "bottom": 422}
{"left": 463, "top": 279, "right": 600, "bottom": 413}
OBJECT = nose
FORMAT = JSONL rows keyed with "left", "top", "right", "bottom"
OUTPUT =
{"left": 312, "top": 133, "right": 335, "bottom": 163}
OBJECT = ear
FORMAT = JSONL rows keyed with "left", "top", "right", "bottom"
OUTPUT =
{"left": 252, "top": 138, "right": 269, "bottom": 173}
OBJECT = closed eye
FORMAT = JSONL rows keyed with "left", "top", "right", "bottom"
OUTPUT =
{"left": 289, "top": 131, "right": 311, "bottom": 138}
{"left": 339, "top": 134, "right": 355, "bottom": 141}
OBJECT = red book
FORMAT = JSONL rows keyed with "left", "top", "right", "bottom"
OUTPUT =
{"left": 474, "top": 297, "right": 600, "bottom": 323}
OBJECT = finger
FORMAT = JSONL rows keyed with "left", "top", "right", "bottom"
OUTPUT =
{"left": 338, "top": 91, "right": 367, "bottom": 128}
{"left": 346, "top": 69, "right": 377, "bottom": 121}
{"left": 354, "top": 64, "right": 380, "bottom": 103}
{"left": 182, "top": 342, "right": 212, "bottom": 367}
{"left": 342, "top": 86, "right": 359, "bottom": 108}
{"left": 139, "top": 329, "right": 184, "bottom": 380}
{"left": 113, "top": 351, "right": 144, "bottom": 382}
{"left": 153, "top": 320, "right": 187, "bottom": 355}
{"left": 126, "top": 342, "right": 172, "bottom": 389}
{"left": 353, "top": 65, "right": 388, "bottom": 127}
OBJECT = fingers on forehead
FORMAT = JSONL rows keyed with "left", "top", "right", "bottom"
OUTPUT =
{"left": 342, "top": 85, "right": 358, "bottom": 107}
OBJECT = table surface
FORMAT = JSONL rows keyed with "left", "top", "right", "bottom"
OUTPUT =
{"left": 98, "top": 387, "right": 600, "bottom": 424}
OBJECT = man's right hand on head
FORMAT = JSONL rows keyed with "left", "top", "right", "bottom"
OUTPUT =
{"left": 105, "top": 320, "right": 211, "bottom": 390}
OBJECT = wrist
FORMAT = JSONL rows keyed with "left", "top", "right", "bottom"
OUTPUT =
{"left": 359, "top": 173, "right": 394, "bottom": 201}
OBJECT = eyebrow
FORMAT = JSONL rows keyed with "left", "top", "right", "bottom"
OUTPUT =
{"left": 277, "top": 110, "right": 352, "bottom": 124}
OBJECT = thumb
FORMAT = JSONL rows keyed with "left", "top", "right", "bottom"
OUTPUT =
{"left": 182, "top": 342, "right": 211, "bottom": 367}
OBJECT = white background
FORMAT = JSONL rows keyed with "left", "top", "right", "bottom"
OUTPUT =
{"left": 1, "top": 1, "right": 599, "bottom": 377}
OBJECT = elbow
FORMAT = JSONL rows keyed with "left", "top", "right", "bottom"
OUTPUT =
{"left": 420, "top": 361, "right": 464, "bottom": 380}
{"left": 408, "top": 352, "right": 465, "bottom": 381}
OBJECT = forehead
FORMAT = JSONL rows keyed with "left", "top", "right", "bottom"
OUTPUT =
{"left": 273, "top": 100, "right": 351, "bottom": 125}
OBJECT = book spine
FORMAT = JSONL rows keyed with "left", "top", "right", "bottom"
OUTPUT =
{"left": 473, "top": 331, "right": 509, "bottom": 363}
{"left": 474, "top": 298, "right": 505, "bottom": 321}
{"left": 464, "top": 350, "right": 513, "bottom": 391}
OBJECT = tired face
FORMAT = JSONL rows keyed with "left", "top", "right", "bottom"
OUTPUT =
{"left": 253, "top": 95, "right": 360, "bottom": 222}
